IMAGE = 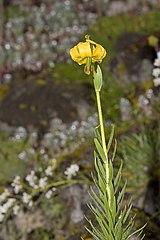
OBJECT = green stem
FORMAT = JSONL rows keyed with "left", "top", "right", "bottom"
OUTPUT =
{"left": 94, "top": 73, "right": 111, "bottom": 206}
{"left": 95, "top": 90, "right": 108, "bottom": 160}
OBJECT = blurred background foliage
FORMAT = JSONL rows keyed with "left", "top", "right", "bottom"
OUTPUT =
{"left": 0, "top": 0, "right": 160, "bottom": 239}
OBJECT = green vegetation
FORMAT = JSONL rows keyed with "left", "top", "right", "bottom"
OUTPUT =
{"left": 53, "top": 63, "right": 88, "bottom": 84}
{"left": 117, "top": 122, "right": 160, "bottom": 199}
{"left": 0, "top": 132, "right": 28, "bottom": 183}
{"left": 4, "top": 6, "right": 27, "bottom": 22}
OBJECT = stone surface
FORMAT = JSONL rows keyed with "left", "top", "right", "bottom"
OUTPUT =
{"left": 110, "top": 32, "right": 158, "bottom": 85}
{"left": 0, "top": 78, "right": 92, "bottom": 131}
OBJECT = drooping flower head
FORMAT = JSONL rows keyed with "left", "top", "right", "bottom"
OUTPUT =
{"left": 70, "top": 35, "right": 107, "bottom": 75}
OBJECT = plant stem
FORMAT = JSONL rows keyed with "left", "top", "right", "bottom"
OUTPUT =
{"left": 95, "top": 89, "right": 111, "bottom": 206}
{"left": 95, "top": 90, "right": 108, "bottom": 160}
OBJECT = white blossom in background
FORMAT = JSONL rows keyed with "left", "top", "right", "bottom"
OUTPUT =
{"left": 146, "top": 89, "right": 153, "bottom": 99}
{"left": 0, "top": 213, "right": 4, "bottom": 222}
{"left": 28, "top": 148, "right": 35, "bottom": 155}
{"left": 0, "top": 160, "right": 62, "bottom": 224}
{"left": 153, "top": 50, "right": 160, "bottom": 87}
{"left": 18, "top": 151, "right": 27, "bottom": 160}
{"left": 154, "top": 58, "right": 160, "bottom": 67}
{"left": 13, "top": 205, "right": 20, "bottom": 215}
{"left": 52, "top": 187, "right": 56, "bottom": 192}
{"left": 22, "top": 192, "right": 32, "bottom": 204}
{"left": 25, "top": 171, "right": 38, "bottom": 188}
{"left": 40, "top": 148, "right": 45, "bottom": 154}
{"left": 152, "top": 68, "right": 160, "bottom": 78}
{"left": 11, "top": 176, "right": 22, "bottom": 194}
{"left": 42, "top": 113, "right": 98, "bottom": 153}
{"left": 28, "top": 200, "right": 33, "bottom": 208}
{"left": 64, "top": 164, "right": 79, "bottom": 179}
{"left": 153, "top": 78, "right": 160, "bottom": 87}
{"left": 39, "top": 177, "right": 48, "bottom": 188}
{"left": 138, "top": 95, "right": 149, "bottom": 107}
{"left": 45, "top": 187, "right": 57, "bottom": 199}
{"left": 45, "top": 166, "right": 53, "bottom": 176}
{"left": 45, "top": 190, "right": 53, "bottom": 199}
{"left": 0, "top": 189, "right": 10, "bottom": 203}
{"left": 157, "top": 51, "right": 160, "bottom": 59}
{"left": 0, "top": 198, "right": 16, "bottom": 215}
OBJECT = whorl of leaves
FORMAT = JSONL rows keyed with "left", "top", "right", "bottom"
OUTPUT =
{"left": 84, "top": 125, "right": 146, "bottom": 240}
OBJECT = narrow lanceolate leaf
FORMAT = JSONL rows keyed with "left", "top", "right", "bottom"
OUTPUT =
{"left": 94, "top": 155, "right": 106, "bottom": 192}
{"left": 117, "top": 199, "right": 132, "bottom": 223}
{"left": 94, "top": 126, "right": 102, "bottom": 144}
{"left": 95, "top": 151, "right": 106, "bottom": 179}
{"left": 85, "top": 226, "right": 101, "bottom": 240}
{"left": 108, "top": 183, "right": 117, "bottom": 222}
{"left": 85, "top": 217, "right": 106, "bottom": 240}
{"left": 122, "top": 200, "right": 133, "bottom": 224}
{"left": 91, "top": 172, "right": 109, "bottom": 210}
{"left": 94, "top": 138, "right": 107, "bottom": 162}
{"left": 114, "top": 160, "right": 123, "bottom": 193}
{"left": 140, "top": 234, "right": 146, "bottom": 240}
{"left": 111, "top": 139, "right": 117, "bottom": 162}
{"left": 136, "top": 227, "right": 147, "bottom": 240}
{"left": 117, "top": 181, "right": 127, "bottom": 206}
{"left": 127, "top": 223, "right": 147, "bottom": 239}
{"left": 106, "top": 124, "right": 115, "bottom": 153}
{"left": 88, "top": 192, "right": 106, "bottom": 218}
{"left": 109, "top": 160, "right": 113, "bottom": 182}
{"left": 122, "top": 221, "right": 134, "bottom": 239}
{"left": 89, "top": 187, "right": 108, "bottom": 217}
{"left": 87, "top": 205, "right": 111, "bottom": 239}
{"left": 122, "top": 215, "right": 136, "bottom": 239}
{"left": 137, "top": 230, "right": 144, "bottom": 238}
{"left": 115, "top": 219, "right": 123, "bottom": 240}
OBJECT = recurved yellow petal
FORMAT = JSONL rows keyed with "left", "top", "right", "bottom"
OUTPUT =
{"left": 70, "top": 46, "right": 81, "bottom": 62}
{"left": 92, "top": 44, "right": 106, "bottom": 62}
{"left": 77, "top": 42, "right": 92, "bottom": 58}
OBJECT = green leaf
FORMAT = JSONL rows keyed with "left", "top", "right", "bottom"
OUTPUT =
{"left": 94, "top": 126, "right": 102, "bottom": 144}
{"left": 109, "top": 161, "right": 113, "bottom": 182}
{"left": 111, "top": 139, "right": 117, "bottom": 162}
{"left": 94, "top": 138, "right": 107, "bottom": 162}
{"left": 123, "top": 221, "right": 134, "bottom": 240}
{"left": 87, "top": 206, "right": 111, "bottom": 239}
{"left": 106, "top": 124, "right": 115, "bottom": 152}
{"left": 118, "top": 199, "right": 132, "bottom": 223}
{"left": 88, "top": 190, "right": 106, "bottom": 217}
{"left": 117, "top": 181, "right": 127, "bottom": 206}
{"left": 85, "top": 217, "right": 106, "bottom": 240}
{"left": 114, "top": 160, "right": 123, "bottom": 193}
{"left": 95, "top": 152, "right": 106, "bottom": 178}
{"left": 115, "top": 219, "right": 123, "bottom": 240}
{"left": 122, "top": 215, "right": 136, "bottom": 239}
{"left": 94, "top": 153, "right": 106, "bottom": 192}
{"left": 127, "top": 223, "right": 147, "bottom": 239}
{"left": 122, "top": 200, "right": 132, "bottom": 224}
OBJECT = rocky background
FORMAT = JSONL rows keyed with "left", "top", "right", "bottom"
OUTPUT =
{"left": 0, "top": 0, "right": 160, "bottom": 239}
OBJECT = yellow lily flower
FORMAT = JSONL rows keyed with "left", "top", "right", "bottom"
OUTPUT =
{"left": 70, "top": 37, "right": 106, "bottom": 74}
